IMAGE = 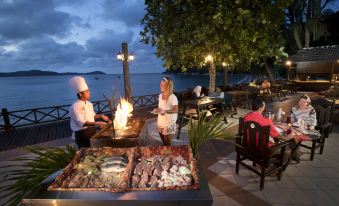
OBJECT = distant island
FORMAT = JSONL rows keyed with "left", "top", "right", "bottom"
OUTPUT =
{"left": 0, "top": 70, "right": 106, "bottom": 77}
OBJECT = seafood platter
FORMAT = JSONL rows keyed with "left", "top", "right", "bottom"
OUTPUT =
{"left": 48, "top": 145, "right": 200, "bottom": 192}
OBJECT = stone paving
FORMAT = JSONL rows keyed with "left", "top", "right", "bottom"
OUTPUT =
{"left": 198, "top": 93, "right": 339, "bottom": 206}
{"left": 0, "top": 93, "right": 338, "bottom": 206}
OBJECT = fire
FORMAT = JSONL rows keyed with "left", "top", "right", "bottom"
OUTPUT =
{"left": 114, "top": 98, "right": 133, "bottom": 130}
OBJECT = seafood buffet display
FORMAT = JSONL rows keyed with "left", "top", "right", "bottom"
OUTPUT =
{"left": 48, "top": 145, "right": 200, "bottom": 192}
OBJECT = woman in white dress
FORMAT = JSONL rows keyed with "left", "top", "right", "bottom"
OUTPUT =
{"left": 154, "top": 77, "right": 179, "bottom": 146}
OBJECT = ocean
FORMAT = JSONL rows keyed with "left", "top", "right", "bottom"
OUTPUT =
{"left": 0, "top": 73, "right": 247, "bottom": 111}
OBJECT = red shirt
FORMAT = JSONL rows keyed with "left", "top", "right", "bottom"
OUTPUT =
{"left": 243, "top": 111, "right": 280, "bottom": 147}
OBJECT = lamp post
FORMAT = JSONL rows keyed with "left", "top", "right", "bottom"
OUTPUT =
{"left": 285, "top": 60, "right": 292, "bottom": 81}
{"left": 222, "top": 62, "right": 230, "bottom": 88}
{"left": 117, "top": 43, "right": 134, "bottom": 102}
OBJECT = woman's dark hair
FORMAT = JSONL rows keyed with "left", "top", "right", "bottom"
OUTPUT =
{"left": 252, "top": 98, "right": 265, "bottom": 111}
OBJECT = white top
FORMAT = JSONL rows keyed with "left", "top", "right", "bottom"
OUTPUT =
{"left": 70, "top": 100, "right": 96, "bottom": 131}
{"left": 157, "top": 93, "right": 178, "bottom": 128}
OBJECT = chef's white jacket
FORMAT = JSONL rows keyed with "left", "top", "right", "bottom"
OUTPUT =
{"left": 69, "top": 100, "right": 96, "bottom": 131}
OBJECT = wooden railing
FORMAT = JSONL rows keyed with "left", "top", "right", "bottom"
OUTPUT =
{"left": 0, "top": 93, "right": 161, "bottom": 133}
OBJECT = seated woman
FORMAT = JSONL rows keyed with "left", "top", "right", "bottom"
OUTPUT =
{"left": 244, "top": 98, "right": 297, "bottom": 165}
{"left": 290, "top": 94, "right": 317, "bottom": 162}
{"left": 192, "top": 85, "right": 204, "bottom": 100}
{"left": 210, "top": 86, "right": 224, "bottom": 98}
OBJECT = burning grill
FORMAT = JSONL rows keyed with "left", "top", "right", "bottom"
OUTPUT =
{"left": 91, "top": 98, "right": 149, "bottom": 148}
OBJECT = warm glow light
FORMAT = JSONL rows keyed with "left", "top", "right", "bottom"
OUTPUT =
{"left": 337, "top": 59, "right": 339, "bottom": 63}
{"left": 114, "top": 98, "right": 133, "bottom": 130}
{"left": 117, "top": 52, "right": 123, "bottom": 60}
{"left": 222, "top": 62, "right": 229, "bottom": 67}
{"left": 205, "top": 54, "right": 213, "bottom": 63}
{"left": 285, "top": 60, "right": 292, "bottom": 66}
{"left": 128, "top": 54, "right": 135, "bottom": 61}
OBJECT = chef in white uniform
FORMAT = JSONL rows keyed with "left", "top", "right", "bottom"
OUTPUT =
{"left": 69, "top": 76, "right": 110, "bottom": 148}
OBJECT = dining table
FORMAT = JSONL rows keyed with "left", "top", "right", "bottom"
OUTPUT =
{"left": 275, "top": 123, "right": 321, "bottom": 164}
{"left": 176, "top": 97, "right": 225, "bottom": 139}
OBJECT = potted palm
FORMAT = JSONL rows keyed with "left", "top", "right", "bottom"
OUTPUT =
{"left": 0, "top": 145, "right": 76, "bottom": 206}
{"left": 188, "top": 112, "right": 235, "bottom": 156}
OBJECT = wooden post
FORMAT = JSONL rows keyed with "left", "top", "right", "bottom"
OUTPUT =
{"left": 2, "top": 108, "right": 11, "bottom": 133}
{"left": 223, "top": 66, "right": 228, "bottom": 88}
{"left": 122, "top": 43, "right": 132, "bottom": 102}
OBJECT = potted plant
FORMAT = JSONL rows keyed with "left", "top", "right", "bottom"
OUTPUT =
{"left": 0, "top": 145, "right": 76, "bottom": 206}
{"left": 188, "top": 112, "right": 234, "bottom": 156}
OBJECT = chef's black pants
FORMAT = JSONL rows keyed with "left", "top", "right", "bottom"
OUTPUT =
{"left": 74, "top": 127, "right": 97, "bottom": 148}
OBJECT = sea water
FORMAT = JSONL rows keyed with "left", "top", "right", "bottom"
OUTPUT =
{"left": 0, "top": 73, "right": 247, "bottom": 110}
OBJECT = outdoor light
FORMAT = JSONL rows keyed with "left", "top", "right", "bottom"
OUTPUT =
{"left": 285, "top": 60, "right": 292, "bottom": 66}
{"left": 205, "top": 54, "right": 213, "bottom": 63}
{"left": 222, "top": 62, "right": 229, "bottom": 67}
{"left": 116, "top": 51, "right": 135, "bottom": 62}
{"left": 117, "top": 52, "right": 123, "bottom": 60}
{"left": 128, "top": 53, "right": 135, "bottom": 61}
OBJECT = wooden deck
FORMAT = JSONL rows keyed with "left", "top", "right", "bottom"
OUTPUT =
{"left": 0, "top": 120, "right": 72, "bottom": 152}
{"left": 0, "top": 107, "right": 156, "bottom": 152}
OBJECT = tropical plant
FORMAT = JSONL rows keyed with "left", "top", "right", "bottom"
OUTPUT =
{"left": 0, "top": 145, "right": 76, "bottom": 206}
{"left": 141, "top": 0, "right": 289, "bottom": 90}
{"left": 188, "top": 112, "right": 234, "bottom": 156}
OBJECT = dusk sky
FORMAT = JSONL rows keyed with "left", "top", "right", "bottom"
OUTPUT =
{"left": 0, "top": 0, "right": 338, "bottom": 74}
{"left": 0, "top": 0, "right": 163, "bottom": 74}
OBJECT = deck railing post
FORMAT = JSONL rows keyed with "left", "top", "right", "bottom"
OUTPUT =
{"left": 2, "top": 108, "right": 12, "bottom": 133}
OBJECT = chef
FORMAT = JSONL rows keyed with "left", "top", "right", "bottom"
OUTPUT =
{"left": 69, "top": 76, "right": 110, "bottom": 148}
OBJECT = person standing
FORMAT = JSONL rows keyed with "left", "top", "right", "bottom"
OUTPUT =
{"left": 69, "top": 76, "right": 110, "bottom": 148}
{"left": 154, "top": 77, "right": 179, "bottom": 146}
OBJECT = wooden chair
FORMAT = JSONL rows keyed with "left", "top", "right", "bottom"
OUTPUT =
{"left": 235, "top": 117, "right": 290, "bottom": 190}
{"left": 312, "top": 97, "right": 334, "bottom": 135}
{"left": 300, "top": 103, "right": 331, "bottom": 160}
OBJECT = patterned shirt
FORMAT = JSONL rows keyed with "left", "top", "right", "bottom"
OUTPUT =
{"left": 291, "top": 106, "right": 317, "bottom": 127}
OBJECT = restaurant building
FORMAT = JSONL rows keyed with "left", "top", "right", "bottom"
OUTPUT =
{"left": 287, "top": 45, "right": 339, "bottom": 91}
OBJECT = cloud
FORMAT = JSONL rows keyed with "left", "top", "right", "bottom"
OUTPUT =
{"left": 0, "top": 0, "right": 164, "bottom": 73}
{"left": 0, "top": 29, "right": 163, "bottom": 73}
{"left": 101, "top": 0, "right": 145, "bottom": 27}
{"left": 0, "top": 0, "right": 85, "bottom": 41}
{"left": 85, "top": 29, "right": 134, "bottom": 57}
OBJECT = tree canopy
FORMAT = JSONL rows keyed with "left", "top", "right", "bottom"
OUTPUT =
{"left": 141, "top": 0, "right": 290, "bottom": 91}
{"left": 284, "top": 0, "right": 336, "bottom": 52}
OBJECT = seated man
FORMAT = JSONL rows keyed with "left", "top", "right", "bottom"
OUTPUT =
{"left": 243, "top": 98, "right": 297, "bottom": 164}
{"left": 260, "top": 79, "right": 271, "bottom": 94}
{"left": 210, "top": 86, "right": 225, "bottom": 98}
{"left": 248, "top": 79, "right": 258, "bottom": 88}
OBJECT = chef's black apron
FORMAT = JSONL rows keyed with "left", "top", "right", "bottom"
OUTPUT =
{"left": 74, "top": 127, "right": 97, "bottom": 148}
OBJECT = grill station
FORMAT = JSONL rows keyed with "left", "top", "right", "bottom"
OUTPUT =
{"left": 22, "top": 99, "right": 213, "bottom": 206}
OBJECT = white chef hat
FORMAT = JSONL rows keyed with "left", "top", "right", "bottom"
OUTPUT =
{"left": 69, "top": 76, "right": 89, "bottom": 93}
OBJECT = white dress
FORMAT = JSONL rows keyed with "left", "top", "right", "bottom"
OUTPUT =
{"left": 157, "top": 93, "right": 178, "bottom": 135}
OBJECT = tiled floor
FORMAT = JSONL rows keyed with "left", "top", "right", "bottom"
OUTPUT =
{"left": 200, "top": 125, "right": 339, "bottom": 206}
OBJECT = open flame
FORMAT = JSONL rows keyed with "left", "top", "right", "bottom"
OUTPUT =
{"left": 114, "top": 98, "right": 133, "bottom": 130}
